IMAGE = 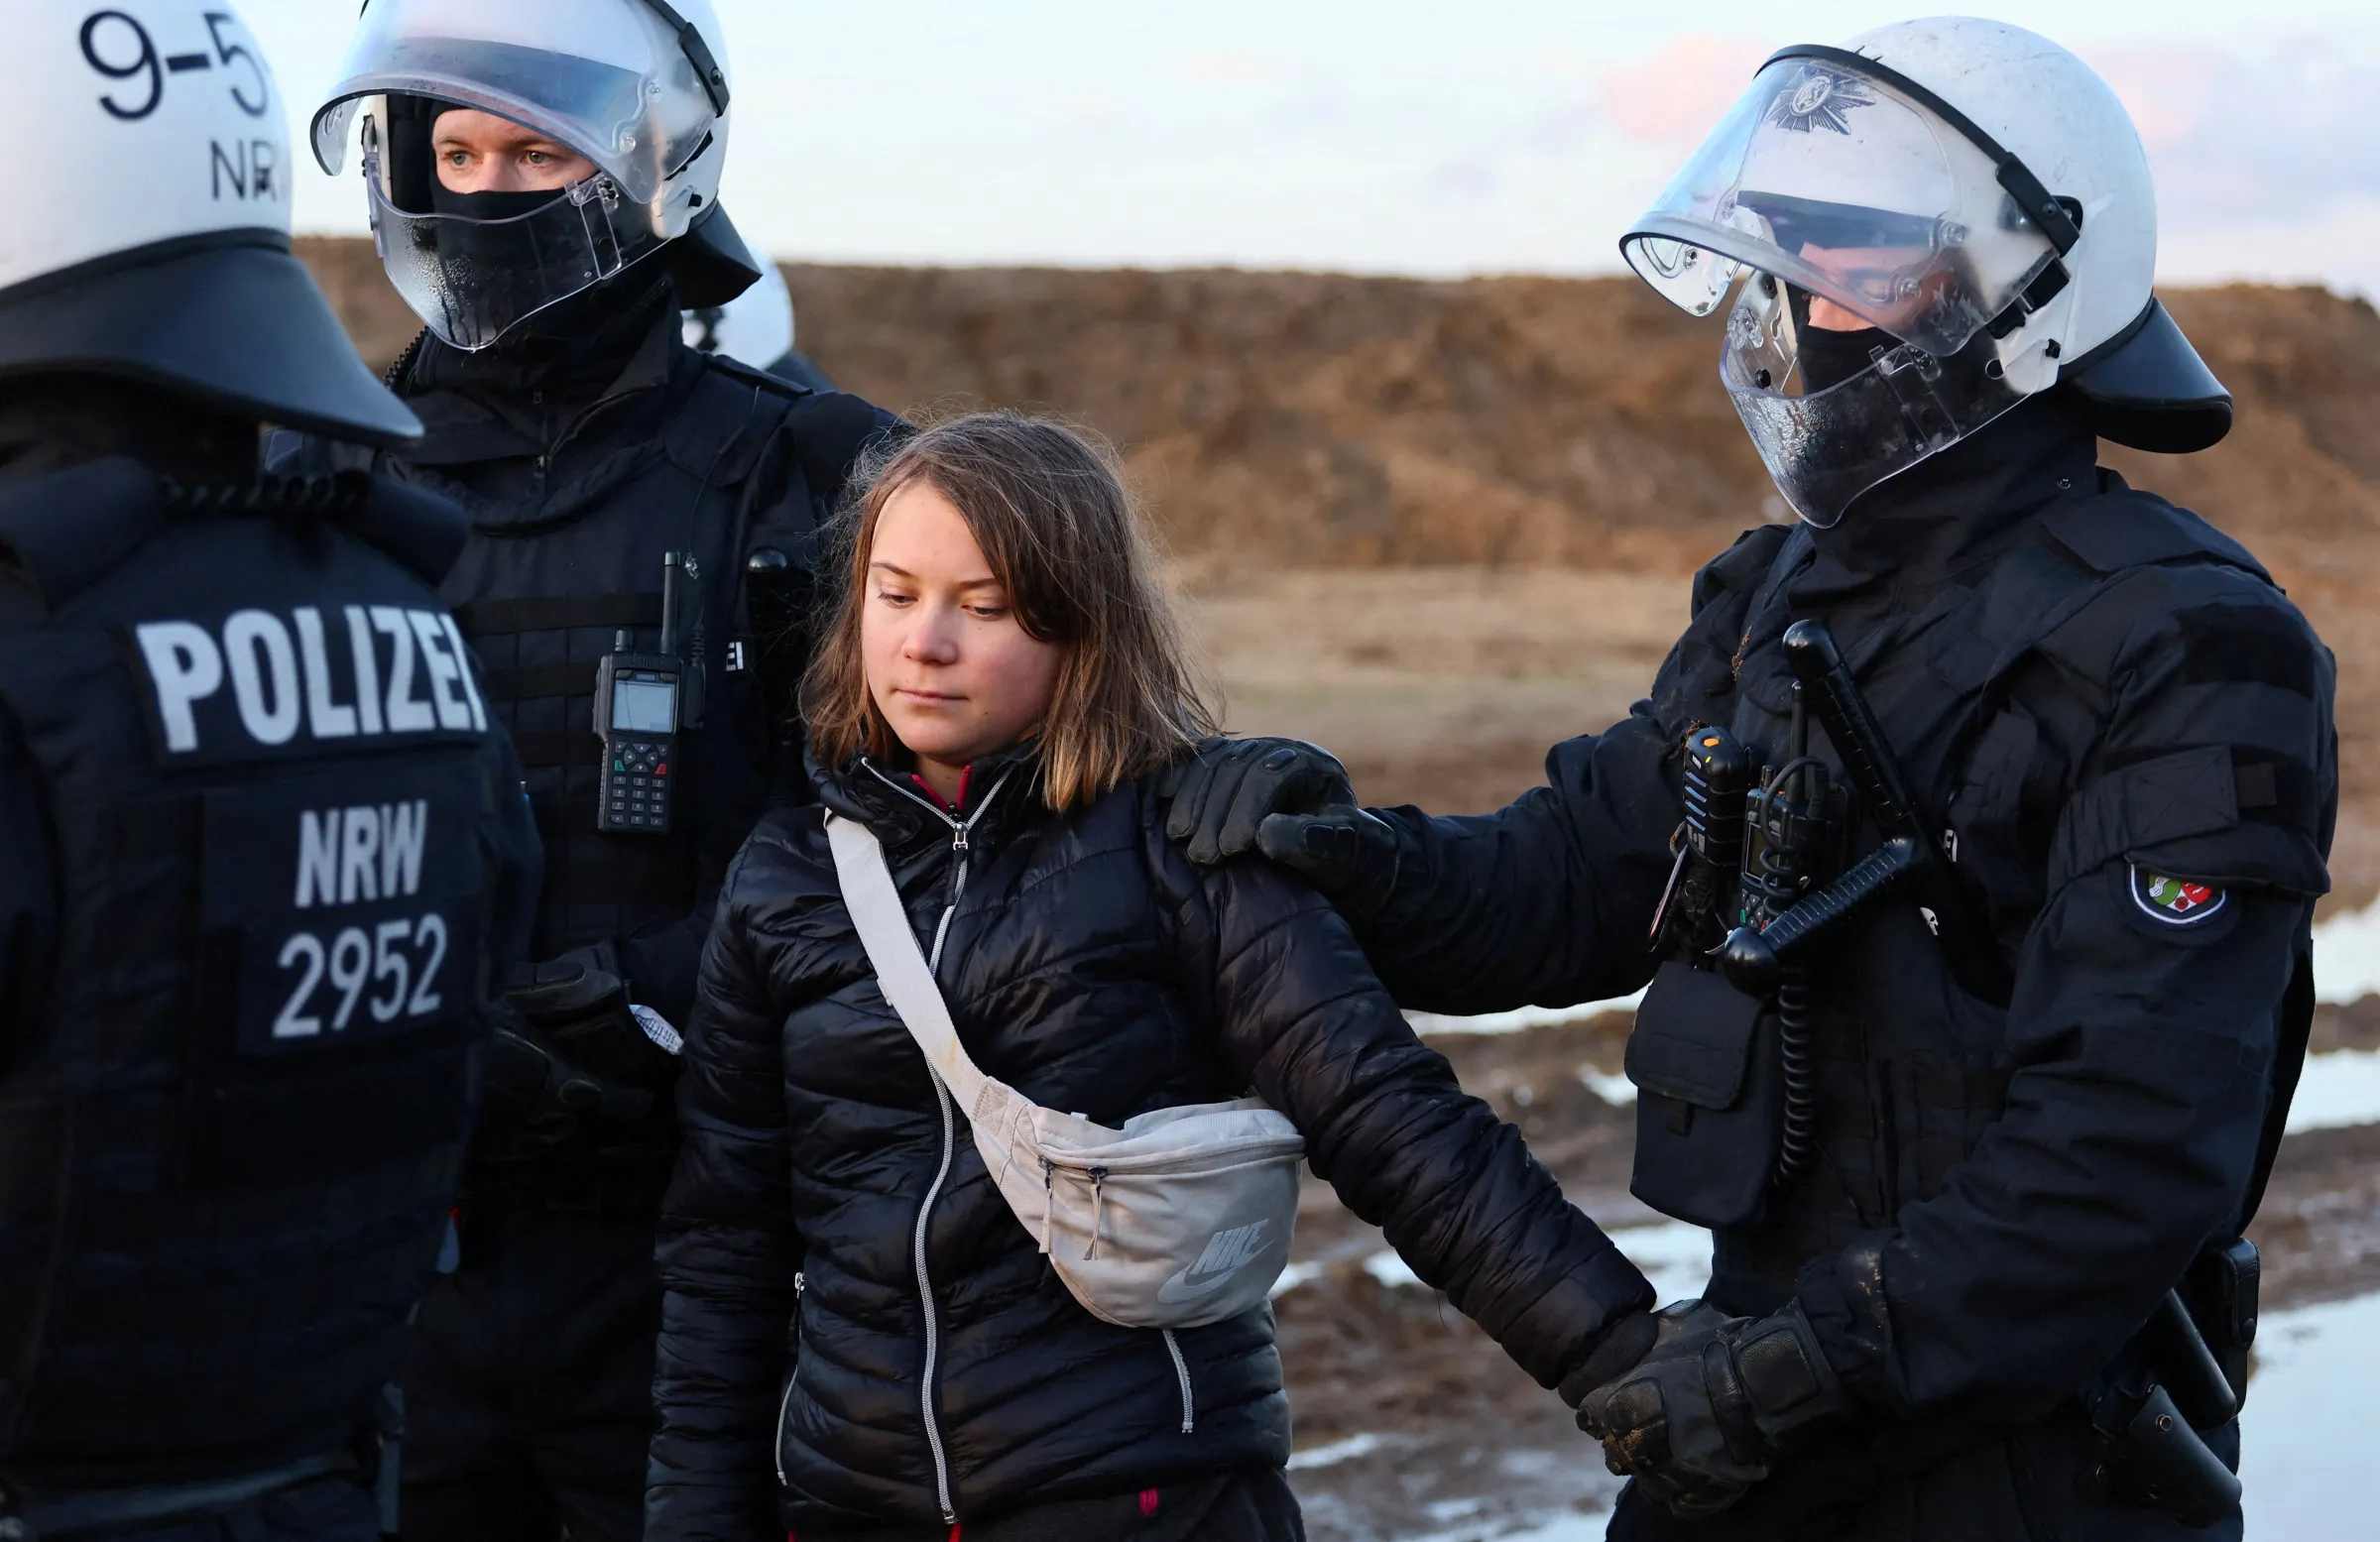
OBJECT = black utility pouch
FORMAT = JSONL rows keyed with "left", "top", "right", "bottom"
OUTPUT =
{"left": 1625, "top": 960, "right": 1780, "bottom": 1229}
{"left": 2187, "top": 1237, "right": 2261, "bottom": 1406}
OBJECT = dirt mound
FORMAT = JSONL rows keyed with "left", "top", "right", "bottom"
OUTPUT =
{"left": 298, "top": 238, "right": 2380, "bottom": 574}
{"left": 298, "top": 242, "right": 2380, "bottom": 894}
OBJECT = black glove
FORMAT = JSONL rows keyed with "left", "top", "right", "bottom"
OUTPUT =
{"left": 481, "top": 951, "right": 678, "bottom": 1150}
{"left": 1573, "top": 1300, "right": 1849, "bottom": 1519}
{"left": 1558, "top": 1308, "right": 1664, "bottom": 1408}
{"left": 1157, "top": 738, "right": 1400, "bottom": 912}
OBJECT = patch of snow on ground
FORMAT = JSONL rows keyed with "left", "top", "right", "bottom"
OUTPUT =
{"left": 2313, "top": 900, "right": 2380, "bottom": 1005}
{"left": 2242, "top": 1290, "right": 2380, "bottom": 1539}
{"left": 1579, "top": 1066, "right": 1637, "bottom": 1107}
{"left": 1351, "top": 1221, "right": 1710, "bottom": 1307}
{"left": 2286, "top": 1048, "right": 2380, "bottom": 1133}
{"left": 1288, "top": 1432, "right": 1388, "bottom": 1471}
{"left": 1611, "top": 1220, "right": 1713, "bottom": 1305}
{"left": 1406, "top": 1508, "right": 1611, "bottom": 1542}
{"left": 1269, "top": 1259, "right": 1324, "bottom": 1298}
{"left": 1408, "top": 992, "right": 1645, "bottom": 1037}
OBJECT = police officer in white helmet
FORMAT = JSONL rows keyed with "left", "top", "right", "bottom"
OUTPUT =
{"left": 684, "top": 263, "right": 837, "bottom": 394}
{"left": 276, "top": 4, "right": 903, "bottom": 1538}
{"left": 1159, "top": 19, "right": 2333, "bottom": 1539}
{"left": 0, "top": 2, "right": 539, "bottom": 1537}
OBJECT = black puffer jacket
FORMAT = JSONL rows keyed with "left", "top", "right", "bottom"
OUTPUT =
{"left": 649, "top": 748, "right": 1654, "bottom": 1536}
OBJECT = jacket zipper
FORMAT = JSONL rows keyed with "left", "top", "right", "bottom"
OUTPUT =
{"left": 860, "top": 763, "right": 1017, "bottom": 1525}
{"left": 1161, "top": 1329, "right": 1196, "bottom": 1434}
{"left": 774, "top": 1271, "right": 805, "bottom": 1486}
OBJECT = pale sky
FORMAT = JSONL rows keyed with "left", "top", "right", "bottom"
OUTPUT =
{"left": 245, "top": 0, "right": 2380, "bottom": 297}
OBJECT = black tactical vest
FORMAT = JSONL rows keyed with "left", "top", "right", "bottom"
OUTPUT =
{"left": 0, "top": 462, "right": 528, "bottom": 1488}
{"left": 1629, "top": 474, "right": 2306, "bottom": 1315}
{"left": 404, "top": 353, "right": 852, "bottom": 983}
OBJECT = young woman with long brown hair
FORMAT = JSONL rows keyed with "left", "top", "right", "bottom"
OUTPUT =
{"left": 645, "top": 412, "right": 1656, "bottom": 1541}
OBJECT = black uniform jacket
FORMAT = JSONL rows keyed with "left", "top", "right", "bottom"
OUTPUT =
{"left": 273, "top": 283, "right": 901, "bottom": 1027}
{"left": 647, "top": 748, "right": 1655, "bottom": 1536}
{"left": 1347, "top": 400, "right": 2337, "bottom": 1534}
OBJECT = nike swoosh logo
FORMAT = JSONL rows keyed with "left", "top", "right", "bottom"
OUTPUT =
{"left": 1156, "top": 1265, "right": 1245, "bottom": 1305}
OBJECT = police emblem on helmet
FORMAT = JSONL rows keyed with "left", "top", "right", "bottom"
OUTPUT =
{"left": 1768, "top": 67, "right": 1876, "bottom": 134}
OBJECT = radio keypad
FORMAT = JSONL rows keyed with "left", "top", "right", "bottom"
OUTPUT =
{"left": 602, "top": 739, "right": 673, "bottom": 832}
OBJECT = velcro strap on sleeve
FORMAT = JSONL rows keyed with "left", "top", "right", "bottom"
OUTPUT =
{"left": 2049, "top": 745, "right": 2236, "bottom": 892}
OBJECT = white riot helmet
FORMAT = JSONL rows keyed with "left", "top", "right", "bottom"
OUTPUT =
{"left": 0, "top": 0, "right": 417, "bottom": 444}
{"left": 310, "top": 0, "right": 763, "bottom": 352}
{"left": 1620, "top": 17, "right": 2230, "bottom": 528}
{"left": 685, "top": 260, "right": 793, "bottom": 368}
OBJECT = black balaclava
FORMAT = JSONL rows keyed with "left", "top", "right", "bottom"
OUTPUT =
{"left": 1797, "top": 322, "right": 1894, "bottom": 395}
{"left": 425, "top": 178, "right": 570, "bottom": 226}
{"left": 406, "top": 106, "right": 680, "bottom": 407}
{"left": 416, "top": 259, "right": 679, "bottom": 408}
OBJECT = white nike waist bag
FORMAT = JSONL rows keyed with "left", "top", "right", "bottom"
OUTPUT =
{"left": 828, "top": 814, "right": 1306, "bottom": 1329}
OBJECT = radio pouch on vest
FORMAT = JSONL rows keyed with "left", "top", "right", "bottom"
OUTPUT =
{"left": 825, "top": 813, "right": 1306, "bottom": 1330}
{"left": 1626, "top": 961, "right": 1780, "bottom": 1230}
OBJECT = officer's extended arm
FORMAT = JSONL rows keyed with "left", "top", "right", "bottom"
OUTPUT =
{"left": 1159, "top": 529, "right": 1786, "bottom": 1016}
{"left": 1355, "top": 705, "right": 1687, "bottom": 1013}
{"left": 1157, "top": 699, "right": 1683, "bottom": 1015}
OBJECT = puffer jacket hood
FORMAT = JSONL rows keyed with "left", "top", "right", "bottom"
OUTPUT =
{"left": 648, "top": 752, "right": 1654, "bottom": 1536}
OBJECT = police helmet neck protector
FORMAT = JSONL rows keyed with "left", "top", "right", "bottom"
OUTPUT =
{"left": 1619, "top": 17, "right": 2232, "bottom": 528}
{"left": 313, "top": 0, "right": 756, "bottom": 352}
{"left": 0, "top": 0, "right": 419, "bottom": 446}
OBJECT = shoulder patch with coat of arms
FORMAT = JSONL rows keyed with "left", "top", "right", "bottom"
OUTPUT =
{"left": 2130, "top": 866, "right": 2227, "bottom": 926}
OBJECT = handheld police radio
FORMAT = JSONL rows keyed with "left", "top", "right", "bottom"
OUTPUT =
{"left": 595, "top": 552, "right": 699, "bottom": 835}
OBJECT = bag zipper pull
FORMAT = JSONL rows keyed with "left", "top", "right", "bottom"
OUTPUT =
{"left": 1039, "top": 1158, "right": 1056, "bottom": 1255}
{"left": 1085, "top": 1166, "right": 1109, "bottom": 1260}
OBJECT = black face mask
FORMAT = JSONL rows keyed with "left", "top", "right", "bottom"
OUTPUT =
{"left": 1797, "top": 322, "right": 1896, "bottom": 395}
{"left": 425, "top": 181, "right": 573, "bottom": 223}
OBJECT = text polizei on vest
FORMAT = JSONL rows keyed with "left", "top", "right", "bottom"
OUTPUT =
{"left": 134, "top": 606, "right": 488, "bottom": 758}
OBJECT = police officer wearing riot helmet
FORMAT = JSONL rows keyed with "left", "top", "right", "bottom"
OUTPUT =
{"left": 0, "top": 2, "right": 540, "bottom": 1537}
{"left": 1162, "top": 19, "right": 2334, "bottom": 1540}
{"left": 271, "top": 2, "right": 903, "bottom": 1537}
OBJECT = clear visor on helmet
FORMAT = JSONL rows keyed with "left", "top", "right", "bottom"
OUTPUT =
{"left": 1720, "top": 273, "right": 2027, "bottom": 528}
{"left": 1620, "top": 56, "right": 2063, "bottom": 358}
{"left": 312, "top": 0, "right": 719, "bottom": 206}
{"left": 362, "top": 115, "right": 667, "bottom": 351}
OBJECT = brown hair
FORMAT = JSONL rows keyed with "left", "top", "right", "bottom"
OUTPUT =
{"left": 804, "top": 410, "right": 1215, "bottom": 809}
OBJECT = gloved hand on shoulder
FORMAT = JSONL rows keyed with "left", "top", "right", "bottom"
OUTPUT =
{"left": 1564, "top": 1299, "right": 1851, "bottom": 1518}
{"left": 1157, "top": 737, "right": 1400, "bottom": 914}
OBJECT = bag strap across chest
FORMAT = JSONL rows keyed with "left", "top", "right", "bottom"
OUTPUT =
{"left": 825, "top": 813, "right": 994, "bottom": 1117}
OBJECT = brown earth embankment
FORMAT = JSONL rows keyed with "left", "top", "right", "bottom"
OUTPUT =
{"left": 297, "top": 241, "right": 2380, "bottom": 897}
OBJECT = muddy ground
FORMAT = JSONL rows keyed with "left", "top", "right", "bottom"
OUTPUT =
{"left": 1269, "top": 1002, "right": 2380, "bottom": 1540}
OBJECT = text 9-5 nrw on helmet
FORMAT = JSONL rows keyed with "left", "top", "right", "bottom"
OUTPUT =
{"left": 311, "top": 0, "right": 761, "bottom": 351}
{"left": 1619, "top": 17, "right": 2231, "bottom": 527}
{"left": 0, "top": 0, "right": 418, "bottom": 445}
